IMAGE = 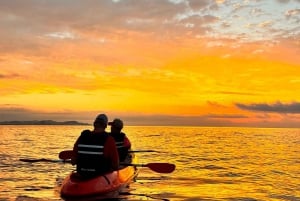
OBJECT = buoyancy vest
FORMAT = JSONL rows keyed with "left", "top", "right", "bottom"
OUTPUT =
{"left": 111, "top": 132, "right": 128, "bottom": 161}
{"left": 76, "top": 130, "right": 110, "bottom": 177}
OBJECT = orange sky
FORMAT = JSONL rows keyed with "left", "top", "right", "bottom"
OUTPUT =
{"left": 0, "top": 0, "right": 300, "bottom": 127}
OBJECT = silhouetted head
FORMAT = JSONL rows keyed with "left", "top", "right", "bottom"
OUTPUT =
{"left": 93, "top": 114, "right": 108, "bottom": 129}
{"left": 109, "top": 118, "right": 123, "bottom": 132}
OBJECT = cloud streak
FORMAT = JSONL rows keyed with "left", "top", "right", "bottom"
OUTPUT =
{"left": 0, "top": 105, "right": 95, "bottom": 122}
{"left": 236, "top": 102, "right": 300, "bottom": 114}
{"left": 0, "top": 73, "right": 20, "bottom": 79}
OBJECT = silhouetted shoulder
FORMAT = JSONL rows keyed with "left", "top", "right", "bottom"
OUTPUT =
{"left": 81, "top": 129, "right": 92, "bottom": 136}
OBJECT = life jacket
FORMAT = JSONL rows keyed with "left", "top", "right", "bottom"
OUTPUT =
{"left": 111, "top": 132, "right": 128, "bottom": 161}
{"left": 76, "top": 130, "right": 110, "bottom": 177}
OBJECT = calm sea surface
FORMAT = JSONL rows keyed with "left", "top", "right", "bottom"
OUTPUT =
{"left": 0, "top": 126, "right": 299, "bottom": 201}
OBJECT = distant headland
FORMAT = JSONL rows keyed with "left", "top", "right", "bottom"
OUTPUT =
{"left": 0, "top": 120, "right": 90, "bottom": 125}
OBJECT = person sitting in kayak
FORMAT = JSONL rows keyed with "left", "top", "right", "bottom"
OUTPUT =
{"left": 71, "top": 114, "right": 119, "bottom": 178}
{"left": 109, "top": 118, "right": 131, "bottom": 162}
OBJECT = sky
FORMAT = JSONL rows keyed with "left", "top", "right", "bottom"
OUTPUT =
{"left": 0, "top": 0, "right": 300, "bottom": 127}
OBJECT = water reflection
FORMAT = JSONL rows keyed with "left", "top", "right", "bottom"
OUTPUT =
{"left": 1, "top": 126, "right": 300, "bottom": 201}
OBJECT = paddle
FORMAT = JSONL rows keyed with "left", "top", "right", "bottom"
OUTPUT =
{"left": 20, "top": 158, "right": 71, "bottom": 163}
{"left": 58, "top": 150, "right": 175, "bottom": 173}
{"left": 121, "top": 162, "right": 176, "bottom": 173}
{"left": 59, "top": 149, "right": 159, "bottom": 160}
{"left": 20, "top": 158, "right": 175, "bottom": 173}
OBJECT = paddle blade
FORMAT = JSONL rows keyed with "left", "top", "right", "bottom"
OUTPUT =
{"left": 59, "top": 150, "right": 73, "bottom": 160}
{"left": 146, "top": 163, "right": 176, "bottom": 173}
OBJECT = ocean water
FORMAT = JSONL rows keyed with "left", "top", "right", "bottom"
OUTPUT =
{"left": 0, "top": 125, "right": 299, "bottom": 201}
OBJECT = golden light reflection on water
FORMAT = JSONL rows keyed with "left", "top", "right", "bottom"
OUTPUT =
{"left": 0, "top": 126, "right": 299, "bottom": 201}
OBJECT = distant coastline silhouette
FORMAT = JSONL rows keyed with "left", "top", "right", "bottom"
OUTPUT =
{"left": 0, "top": 120, "right": 89, "bottom": 125}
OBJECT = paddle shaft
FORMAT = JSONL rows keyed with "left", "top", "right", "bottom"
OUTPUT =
{"left": 59, "top": 150, "right": 158, "bottom": 160}
{"left": 20, "top": 158, "right": 71, "bottom": 163}
{"left": 57, "top": 150, "right": 175, "bottom": 173}
{"left": 20, "top": 158, "right": 175, "bottom": 173}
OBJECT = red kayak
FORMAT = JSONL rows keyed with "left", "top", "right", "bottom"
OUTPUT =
{"left": 60, "top": 157, "right": 138, "bottom": 198}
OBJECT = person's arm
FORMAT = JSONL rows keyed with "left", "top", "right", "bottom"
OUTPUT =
{"left": 104, "top": 136, "right": 119, "bottom": 170}
{"left": 71, "top": 137, "right": 80, "bottom": 165}
{"left": 123, "top": 136, "right": 131, "bottom": 149}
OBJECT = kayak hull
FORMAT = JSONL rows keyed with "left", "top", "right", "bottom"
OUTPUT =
{"left": 60, "top": 156, "right": 138, "bottom": 198}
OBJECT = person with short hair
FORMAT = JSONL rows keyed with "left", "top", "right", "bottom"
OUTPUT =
{"left": 108, "top": 118, "right": 131, "bottom": 162}
{"left": 71, "top": 114, "right": 119, "bottom": 178}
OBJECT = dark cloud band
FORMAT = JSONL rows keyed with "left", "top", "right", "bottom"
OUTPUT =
{"left": 236, "top": 102, "right": 300, "bottom": 113}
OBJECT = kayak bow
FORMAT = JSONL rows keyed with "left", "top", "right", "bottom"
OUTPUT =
{"left": 60, "top": 155, "right": 138, "bottom": 198}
